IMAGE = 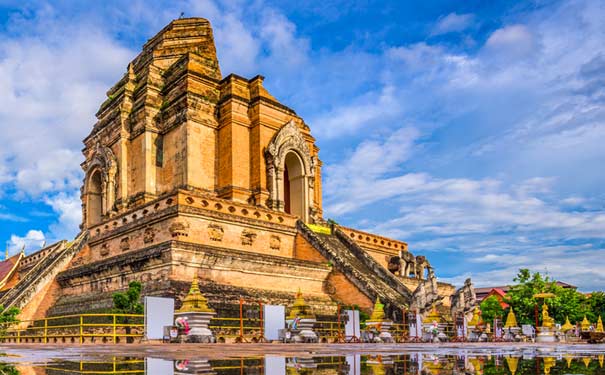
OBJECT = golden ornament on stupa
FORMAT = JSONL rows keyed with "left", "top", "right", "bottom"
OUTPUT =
{"left": 423, "top": 306, "right": 443, "bottom": 324}
{"left": 504, "top": 308, "right": 518, "bottom": 328}
{"left": 468, "top": 307, "right": 482, "bottom": 326}
{"left": 561, "top": 316, "right": 574, "bottom": 332}
{"left": 599, "top": 354, "right": 604, "bottom": 368}
{"left": 288, "top": 288, "right": 314, "bottom": 319}
{"left": 582, "top": 357, "right": 591, "bottom": 368}
{"left": 505, "top": 356, "right": 519, "bottom": 375}
{"left": 596, "top": 316, "right": 604, "bottom": 333}
{"left": 543, "top": 357, "right": 555, "bottom": 375}
{"left": 368, "top": 297, "right": 386, "bottom": 322}
{"left": 468, "top": 358, "right": 483, "bottom": 375}
{"left": 177, "top": 278, "right": 214, "bottom": 313}
{"left": 581, "top": 316, "right": 591, "bottom": 331}
{"left": 564, "top": 354, "right": 573, "bottom": 368}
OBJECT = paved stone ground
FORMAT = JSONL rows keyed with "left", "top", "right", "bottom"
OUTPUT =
{"left": 1, "top": 342, "right": 605, "bottom": 364}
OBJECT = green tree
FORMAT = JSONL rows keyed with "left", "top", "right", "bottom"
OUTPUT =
{"left": 504, "top": 268, "right": 603, "bottom": 327}
{"left": 546, "top": 283, "right": 590, "bottom": 324}
{"left": 586, "top": 291, "right": 605, "bottom": 323}
{"left": 112, "top": 281, "right": 144, "bottom": 343}
{"left": 480, "top": 295, "right": 504, "bottom": 324}
{"left": 0, "top": 306, "right": 20, "bottom": 324}
{"left": 0, "top": 363, "right": 19, "bottom": 375}
{"left": 0, "top": 305, "right": 20, "bottom": 337}
{"left": 112, "top": 281, "right": 144, "bottom": 314}
{"left": 504, "top": 269, "right": 556, "bottom": 325}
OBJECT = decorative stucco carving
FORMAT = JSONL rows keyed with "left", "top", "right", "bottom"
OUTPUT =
{"left": 120, "top": 237, "right": 130, "bottom": 251}
{"left": 143, "top": 227, "right": 156, "bottom": 244}
{"left": 240, "top": 229, "right": 257, "bottom": 246}
{"left": 269, "top": 235, "right": 281, "bottom": 250}
{"left": 169, "top": 221, "right": 190, "bottom": 238}
{"left": 208, "top": 223, "right": 224, "bottom": 242}
{"left": 100, "top": 244, "right": 110, "bottom": 257}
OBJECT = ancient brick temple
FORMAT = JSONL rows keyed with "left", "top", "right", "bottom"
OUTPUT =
{"left": 0, "top": 18, "right": 474, "bottom": 322}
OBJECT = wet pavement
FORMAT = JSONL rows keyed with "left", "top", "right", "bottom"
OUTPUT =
{"left": 0, "top": 342, "right": 604, "bottom": 373}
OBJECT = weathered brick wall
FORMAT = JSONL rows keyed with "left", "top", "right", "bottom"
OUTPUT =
{"left": 325, "top": 270, "right": 373, "bottom": 312}
{"left": 294, "top": 233, "right": 327, "bottom": 263}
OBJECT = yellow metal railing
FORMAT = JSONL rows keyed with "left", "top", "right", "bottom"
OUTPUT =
{"left": 0, "top": 313, "right": 144, "bottom": 344}
{"left": 210, "top": 317, "right": 265, "bottom": 342}
{"left": 44, "top": 358, "right": 144, "bottom": 374}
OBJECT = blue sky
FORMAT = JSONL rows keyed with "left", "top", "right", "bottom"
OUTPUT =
{"left": 0, "top": 0, "right": 604, "bottom": 291}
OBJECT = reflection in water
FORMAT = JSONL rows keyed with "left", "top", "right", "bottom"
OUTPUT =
{"left": 3, "top": 352, "right": 605, "bottom": 374}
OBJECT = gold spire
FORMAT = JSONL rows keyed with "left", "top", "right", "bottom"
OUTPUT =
{"left": 561, "top": 316, "right": 574, "bottom": 332}
{"left": 423, "top": 306, "right": 442, "bottom": 324}
{"left": 368, "top": 297, "right": 386, "bottom": 322}
{"left": 504, "top": 308, "right": 518, "bottom": 328}
{"left": 506, "top": 356, "right": 519, "bottom": 375}
{"left": 581, "top": 315, "right": 591, "bottom": 331}
{"left": 469, "top": 358, "right": 483, "bottom": 375}
{"left": 288, "top": 288, "right": 314, "bottom": 319}
{"left": 564, "top": 354, "right": 573, "bottom": 368}
{"left": 177, "top": 277, "right": 214, "bottom": 313}
{"left": 543, "top": 357, "right": 555, "bottom": 375}
{"left": 597, "top": 316, "right": 604, "bottom": 333}
{"left": 4, "top": 244, "right": 8, "bottom": 260}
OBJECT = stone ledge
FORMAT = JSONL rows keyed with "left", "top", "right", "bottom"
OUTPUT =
{"left": 89, "top": 190, "right": 297, "bottom": 242}
{"left": 59, "top": 240, "right": 331, "bottom": 284}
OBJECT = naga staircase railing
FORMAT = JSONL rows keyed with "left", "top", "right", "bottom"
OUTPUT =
{"left": 0, "top": 231, "right": 88, "bottom": 311}
{"left": 296, "top": 221, "right": 410, "bottom": 311}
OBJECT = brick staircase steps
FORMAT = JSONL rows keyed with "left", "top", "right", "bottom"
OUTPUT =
{"left": 297, "top": 221, "right": 411, "bottom": 316}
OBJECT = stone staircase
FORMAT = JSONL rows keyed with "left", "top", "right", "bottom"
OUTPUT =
{"left": 0, "top": 232, "right": 88, "bottom": 311}
{"left": 297, "top": 221, "right": 412, "bottom": 317}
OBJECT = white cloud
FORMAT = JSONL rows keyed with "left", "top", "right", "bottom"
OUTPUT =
{"left": 8, "top": 229, "right": 45, "bottom": 255}
{"left": 0, "top": 12, "right": 134, "bottom": 198}
{"left": 431, "top": 13, "right": 475, "bottom": 36}
{"left": 324, "top": 126, "right": 605, "bottom": 290}
{"left": 44, "top": 192, "right": 82, "bottom": 242}
{"left": 312, "top": 85, "right": 404, "bottom": 139}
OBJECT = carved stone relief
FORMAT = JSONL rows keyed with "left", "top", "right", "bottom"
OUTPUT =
{"left": 100, "top": 244, "right": 110, "bottom": 257}
{"left": 143, "top": 227, "right": 156, "bottom": 244}
{"left": 208, "top": 223, "right": 224, "bottom": 242}
{"left": 120, "top": 237, "right": 130, "bottom": 251}
{"left": 240, "top": 229, "right": 257, "bottom": 246}
{"left": 169, "top": 221, "right": 190, "bottom": 238}
{"left": 269, "top": 235, "right": 281, "bottom": 250}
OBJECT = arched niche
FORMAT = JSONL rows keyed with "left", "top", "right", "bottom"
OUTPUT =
{"left": 265, "top": 121, "right": 315, "bottom": 222}
{"left": 87, "top": 170, "right": 103, "bottom": 226}
{"left": 284, "top": 151, "right": 305, "bottom": 217}
{"left": 81, "top": 142, "right": 118, "bottom": 228}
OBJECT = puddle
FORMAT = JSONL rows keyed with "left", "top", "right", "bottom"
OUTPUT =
{"left": 3, "top": 350, "right": 605, "bottom": 374}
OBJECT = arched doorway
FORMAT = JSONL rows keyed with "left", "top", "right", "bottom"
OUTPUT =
{"left": 87, "top": 171, "right": 103, "bottom": 226}
{"left": 283, "top": 152, "right": 305, "bottom": 218}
